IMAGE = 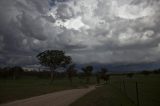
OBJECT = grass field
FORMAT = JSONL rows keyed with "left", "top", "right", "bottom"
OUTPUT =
{"left": 71, "top": 74, "right": 160, "bottom": 106}
{"left": 0, "top": 77, "right": 96, "bottom": 104}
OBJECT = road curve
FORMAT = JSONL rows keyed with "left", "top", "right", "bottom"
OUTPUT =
{"left": 0, "top": 86, "right": 95, "bottom": 106}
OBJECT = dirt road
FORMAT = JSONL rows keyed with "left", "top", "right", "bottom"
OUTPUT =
{"left": 0, "top": 86, "right": 95, "bottom": 106}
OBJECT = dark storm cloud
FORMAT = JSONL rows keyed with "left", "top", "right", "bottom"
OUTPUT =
{"left": 0, "top": 0, "right": 49, "bottom": 66}
{"left": 0, "top": 0, "right": 160, "bottom": 66}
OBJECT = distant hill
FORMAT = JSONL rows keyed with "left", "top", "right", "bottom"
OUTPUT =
{"left": 22, "top": 62, "right": 160, "bottom": 74}
{"left": 75, "top": 62, "right": 160, "bottom": 73}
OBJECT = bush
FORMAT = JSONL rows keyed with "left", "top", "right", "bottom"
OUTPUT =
{"left": 141, "top": 71, "right": 151, "bottom": 76}
{"left": 153, "top": 70, "right": 160, "bottom": 74}
{"left": 127, "top": 73, "right": 134, "bottom": 78}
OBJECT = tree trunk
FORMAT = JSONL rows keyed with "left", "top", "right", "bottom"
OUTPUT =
{"left": 69, "top": 77, "right": 73, "bottom": 85}
{"left": 86, "top": 76, "right": 90, "bottom": 84}
{"left": 50, "top": 67, "right": 55, "bottom": 82}
{"left": 96, "top": 76, "right": 100, "bottom": 84}
{"left": 13, "top": 71, "right": 16, "bottom": 80}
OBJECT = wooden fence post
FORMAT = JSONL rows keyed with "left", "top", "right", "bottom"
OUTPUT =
{"left": 136, "top": 81, "right": 140, "bottom": 106}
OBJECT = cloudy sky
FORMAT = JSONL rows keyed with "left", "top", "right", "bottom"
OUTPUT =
{"left": 0, "top": 0, "right": 160, "bottom": 67}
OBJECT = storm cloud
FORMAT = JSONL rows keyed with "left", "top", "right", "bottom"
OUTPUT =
{"left": 0, "top": 0, "right": 160, "bottom": 66}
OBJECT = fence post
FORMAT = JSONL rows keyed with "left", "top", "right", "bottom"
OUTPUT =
{"left": 123, "top": 80, "right": 126, "bottom": 93}
{"left": 136, "top": 81, "right": 140, "bottom": 106}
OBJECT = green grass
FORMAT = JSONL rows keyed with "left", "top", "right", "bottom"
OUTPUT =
{"left": 0, "top": 76, "right": 96, "bottom": 104}
{"left": 110, "top": 74, "right": 160, "bottom": 106}
{"left": 71, "top": 74, "right": 160, "bottom": 106}
{"left": 70, "top": 85, "right": 135, "bottom": 106}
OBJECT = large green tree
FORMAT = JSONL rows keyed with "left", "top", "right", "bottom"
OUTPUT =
{"left": 37, "top": 50, "right": 72, "bottom": 81}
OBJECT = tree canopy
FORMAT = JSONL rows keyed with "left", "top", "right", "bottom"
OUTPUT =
{"left": 37, "top": 50, "right": 72, "bottom": 81}
{"left": 37, "top": 50, "right": 72, "bottom": 69}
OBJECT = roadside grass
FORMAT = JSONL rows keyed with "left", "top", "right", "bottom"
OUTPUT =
{"left": 70, "top": 85, "right": 135, "bottom": 106}
{"left": 110, "top": 74, "right": 160, "bottom": 106}
{"left": 0, "top": 76, "right": 96, "bottom": 104}
{"left": 71, "top": 74, "right": 160, "bottom": 106}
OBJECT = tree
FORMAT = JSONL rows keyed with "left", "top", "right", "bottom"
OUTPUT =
{"left": 11, "top": 66, "right": 24, "bottom": 80}
{"left": 96, "top": 71, "right": 101, "bottom": 84}
{"left": 141, "top": 70, "right": 150, "bottom": 76}
{"left": 0, "top": 67, "right": 11, "bottom": 79}
{"left": 2, "top": 66, "right": 13, "bottom": 78}
{"left": 100, "top": 68, "right": 109, "bottom": 83}
{"left": 66, "top": 64, "right": 77, "bottom": 85}
{"left": 82, "top": 65, "right": 93, "bottom": 84}
{"left": 127, "top": 73, "right": 134, "bottom": 78}
{"left": 37, "top": 50, "right": 72, "bottom": 81}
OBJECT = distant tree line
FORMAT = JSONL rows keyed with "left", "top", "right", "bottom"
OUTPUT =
{"left": 1, "top": 50, "right": 160, "bottom": 85}
{"left": 0, "top": 67, "right": 70, "bottom": 80}
{"left": 0, "top": 66, "right": 110, "bottom": 85}
{"left": 0, "top": 66, "right": 24, "bottom": 80}
{"left": 140, "top": 69, "right": 160, "bottom": 75}
{"left": 1, "top": 65, "right": 160, "bottom": 83}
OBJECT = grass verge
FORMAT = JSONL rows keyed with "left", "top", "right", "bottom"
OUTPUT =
{"left": 70, "top": 84, "right": 135, "bottom": 106}
{"left": 71, "top": 74, "right": 160, "bottom": 106}
{"left": 0, "top": 77, "right": 96, "bottom": 104}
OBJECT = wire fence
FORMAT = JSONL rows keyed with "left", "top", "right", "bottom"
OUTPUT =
{"left": 109, "top": 75, "right": 160, "bottom": 106}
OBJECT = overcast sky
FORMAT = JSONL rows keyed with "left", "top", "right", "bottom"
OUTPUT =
{"left": 0, "top": 0, "right": 160, "bottom": 67}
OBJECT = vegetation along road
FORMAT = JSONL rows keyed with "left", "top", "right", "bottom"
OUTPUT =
{"left": 0, "top": 86, "right": 95, "bottom": 106}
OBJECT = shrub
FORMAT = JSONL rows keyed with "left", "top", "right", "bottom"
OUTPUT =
{"left": 141, "top": 70, "right": 151, "bottom": 76}
{"left": 127, "top": 73, "right": 134, "bottom": 78}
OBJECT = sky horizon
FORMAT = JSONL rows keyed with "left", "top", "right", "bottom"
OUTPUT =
{"left": 0, "top": 0, "right": 160, "bottom": 68}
